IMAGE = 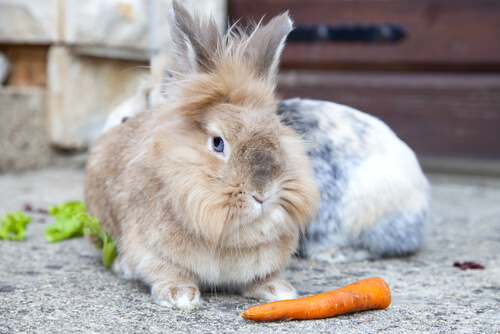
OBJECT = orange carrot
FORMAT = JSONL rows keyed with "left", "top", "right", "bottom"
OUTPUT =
{"left": 241, "top": 277, "right": 391, "bottom": 321}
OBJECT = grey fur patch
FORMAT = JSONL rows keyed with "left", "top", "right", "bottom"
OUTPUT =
{"left": 358, "top": 210, "right": 427, "bottom": 257}
{"left": 277, "top": 101, "right": 319, "bottom": 139}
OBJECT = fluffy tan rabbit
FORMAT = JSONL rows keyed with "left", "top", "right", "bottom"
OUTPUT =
{"left": 85, "top": 1, "right": 320, "bottom": 310}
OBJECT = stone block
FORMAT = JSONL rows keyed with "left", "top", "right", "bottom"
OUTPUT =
{"left": 0, "top": 0, "right": 60, "bottom": 44}
{"left": 64, "top": 0, "right": 150, "bottom": 51}
{"left": 65, "top": 0, "right": 227, "bottom": 59}
{"left": 0, "top": 87, "right": 51, "bottom": 172}
{"left": 46, "top": 46, "right": 148, "bottom": 149}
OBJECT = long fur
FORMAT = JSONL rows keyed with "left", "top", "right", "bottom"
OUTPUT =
{"left": 85, "top": 1, "right": 319, "bottom": 310}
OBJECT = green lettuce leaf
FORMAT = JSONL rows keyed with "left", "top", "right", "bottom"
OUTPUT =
{"left": 48, "top": 201, "right": 86, "bottom": 221}
{"left": 75, "top": 211, "right": 117, "bottom": 268}
{"left": 102, "top": 235, "right": 117, "bottom": 268}
{"left": 44, "top": 202, "right": 86, "bottom": 242}
{"left": 44, "top": 218, "right": 84, "bottom": 242}
{"left": 0, "top": 211, "right": 32, "bottom": 241}
{"left": 45, "top": 201, "right": 117, "bottom": 267}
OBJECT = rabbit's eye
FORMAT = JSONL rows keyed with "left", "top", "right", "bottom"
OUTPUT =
{"left": 212, "top": 137, "right": 224, "bottom": 153}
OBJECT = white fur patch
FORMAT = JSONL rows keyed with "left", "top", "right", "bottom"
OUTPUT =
{"left": 263, "top": 285, "right": 297, "bottom": 302}
{"left": 313, "top": 246, "right": 374, "bottom": 263}
{"left": 103, "top": 97, "right": 138, "bottom": 132}
{"left": 244, "top": 279, "right": 297, "bottom": 302}
{"left": 152, "top": 286, "right": 201, "bottom": 311}
{"left": 112, "top": 256, "right": 134, "bottom": 280}
{"left": 174, "top": 294, "right": 200, "bottom": 311}
{"left": 153, "top": 297, "right": 174, "bottom": 308}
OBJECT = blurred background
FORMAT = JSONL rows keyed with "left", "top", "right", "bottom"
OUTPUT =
{"left": 0, "top": 0, "right": 499, "bottom": 174}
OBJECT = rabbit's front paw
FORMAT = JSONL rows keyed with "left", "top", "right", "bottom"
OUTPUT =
{"left": 152, "top": 283, "right": 201, "bottom": 310}
{"left": 243, "top": 277, "right": 297, "bottom": 302}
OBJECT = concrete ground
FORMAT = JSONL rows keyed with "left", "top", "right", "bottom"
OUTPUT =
{"left": 0, "top": 167, "right": 499, "bottom": 333}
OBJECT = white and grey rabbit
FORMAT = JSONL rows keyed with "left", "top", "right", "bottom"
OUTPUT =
{"left": 278, "top": 98, "right": 429, "bottom": 262}
{"left": 104, "top": 6, "right": 429, "bottom": 265}
{"left": 86, "top": 1, "right": 320, "bottom": 310}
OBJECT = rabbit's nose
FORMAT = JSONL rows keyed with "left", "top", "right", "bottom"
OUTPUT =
{"left": 252, "top": 196, "right": 264, "bottom": 204}
{"left": 252, "top": 186, "right": 276, "bottom": 204}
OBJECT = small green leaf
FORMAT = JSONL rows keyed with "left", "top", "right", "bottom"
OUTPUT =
{"left": 44, "top": 218, "right": 84, "bottom": 242}
{"left": 102, "top": 237, "right": 117, "bottom": 268}
{"left": 45, "top": 201, "right": 117, "bottom": 267}
{"left": 0, "top": 211, "right": 32, "bottom": 241}
{"left": 48, "top": 201, "right": 86, "bottom": 220}
{"left": 77, "top": 212, "right": 103, "bottom": 244}
{"left": 74, "top": 209, "right": 117, "bottom": 267}
{"left": 45, "top": 202, "right": 86, "bottom": 243}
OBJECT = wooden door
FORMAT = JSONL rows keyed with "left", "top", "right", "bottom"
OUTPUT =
{"left": 231, "top": 0, "right": 500, "bottom": 160}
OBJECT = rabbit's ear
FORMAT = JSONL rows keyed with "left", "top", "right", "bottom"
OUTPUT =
{"left": 245, "top": 12, "right": 293, "bottom": 82}
{"left": 169, "top": 0, "right": 220, "bottom": 75}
